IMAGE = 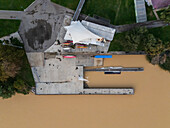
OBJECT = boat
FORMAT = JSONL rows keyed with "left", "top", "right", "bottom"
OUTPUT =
{"left": 104, "top": 71, "right": 121, "bottom": 74}
{"left": 63, "top": 55, "right": 76, "bottom": 58}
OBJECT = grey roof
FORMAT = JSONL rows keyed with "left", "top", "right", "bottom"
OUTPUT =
{"left": 81, "top": 20, "right": 116, "bottom": 41}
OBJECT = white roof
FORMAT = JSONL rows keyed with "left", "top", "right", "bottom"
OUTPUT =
{"left": 64, "top": 21, "right": 102, "bottom": 44}
{"left": 81, "top": 20, "right": 116, "bottom": 41}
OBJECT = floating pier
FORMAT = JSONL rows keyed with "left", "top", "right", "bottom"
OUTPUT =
{"left": 85, "top": 67, "right": 144, "bottom": 72}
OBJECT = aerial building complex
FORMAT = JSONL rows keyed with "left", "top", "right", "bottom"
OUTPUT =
{"left": 0, "top": 0, "right": 145, "bottom": 95}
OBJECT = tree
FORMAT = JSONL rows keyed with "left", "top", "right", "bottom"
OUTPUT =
{"left": 122, "top": 28, "right": 142, "bottom": 51}
{"left": 159, "top": 53, "right": 170, "bottom": 71}
{"left": 14, "top": 78, "right": 31, "bottom": 94}
{"left": 10, "top": 37, "right": 23, "bottom": 47}
{"left": 0, "top": 42, "right": 34, "bottom": 99}
{"left": 0, "top": 79, "right": 15, "bottom": 99}
{"left": 0, "top": 45, "right": 24, "bottom": 81}
{"left": 145, "top": 38, "right": 165, "bottom": 56}
{"left": 122, "top": 27, "right": 155, "bottom": 51}
{"left": 160, "top": 6, "right": 170, "bottom": 23}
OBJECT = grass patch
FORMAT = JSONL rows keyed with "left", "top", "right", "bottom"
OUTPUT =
{"left": 0, "top": 20, "right": 21, "bottom": 38}
{"left": 156, "top": 10, "right": 163, "bottom": 18}
{"left": 51, "top": 0, "right": 79, "bottom": 10}
{"left": 148, "top": 26, "right": 170, "bottom": 43}
{"left": 0, "top": 0, "right": 34, "bottom": 11}
{"left": 0, "top": 1, "right": 32, "bottom": 38}
{"left": 109, "top": 33, "right": 126, "bottom": 51}
{"left": 17, "top": 53, "right": 35, "bottom": 87}
{"left": 52, "top": 0, "right": 136, "bottom": 25}
{"left": 145, "top": 3, "right": 156, "bottom": 21}
{"left": 0, "top": 0, "right": 136, "bottom": 38}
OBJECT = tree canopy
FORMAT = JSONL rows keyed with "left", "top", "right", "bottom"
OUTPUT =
{"left": 120, "top": 27, "right": 164, "bottom": 55}
{"left": 0, "top": 44, "right": 33, "bottom": 99}
{"left": 0, "top": 79, "right": 16, "bottom": 99}
{"left": 0, "top": 45, "right": 24, "bottom": 81}
{"left": 160, "top": 6, "right": 170, "bottom": 23}
{"left": 118, "top": 27, "right": 170, "bottom": 71}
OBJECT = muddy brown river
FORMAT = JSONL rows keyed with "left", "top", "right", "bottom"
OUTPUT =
{"left": 0, "top": 55, "right": 170, "bottom": 128}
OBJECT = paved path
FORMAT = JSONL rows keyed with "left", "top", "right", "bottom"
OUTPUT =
{"left": 134, "top": 0, "right": 147, "bottom": 23}
{"left": 153, "top": 10, "right": 160, "bottom": 20}
{"left": 114, "top": 20, "right": 169, "bottom": 33}
{"left": 73, "top": 0, "right": 85, "bottom": 21}
{"left": 0, "top": 10, "right": 24, "bottom": 20}
{"left": 79, "top": 14, "right": 169, "bottom": 33}
{"left": 0, "top": 1, "right": 168, "bottom": 35}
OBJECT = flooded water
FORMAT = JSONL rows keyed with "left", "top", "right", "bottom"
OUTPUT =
{"left": 0, "top": 55, "right": 170, "bottom": 128}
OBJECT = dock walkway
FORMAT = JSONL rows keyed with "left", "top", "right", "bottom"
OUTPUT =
{"left": 85, "top": 67, "right": 144, "bottom": 72}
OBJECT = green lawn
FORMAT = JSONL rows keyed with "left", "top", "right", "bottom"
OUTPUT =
{"left": 148, "top": 26, "right": 170, "bottom": 43}
{"left": 52, "top": 0, "right": 136, "bottom": 25}
{"left": 145, "top": 3, "right": 156, "bottom": 21}
{"left": 0, "top": 20, "right": 20, "bottom": 38}
{"left": 51, "top": 0, "right": 79, "bottom": 10}
{"left": 109, "top": 32, "right": 126, "bottom": 51}
{"left": 0, "top": 0, "right": 136, "bottom": 38}
{"left": 17, "top": 53, "right": 35, "bottom": 87}
{"left": 156, "top": 10, "right": 163, "bottom": 18}
{"left": 0, "top": 0, "right": 33, "bottom": 37}
{"left": 0, "top": 0, "right": 34, "bottom": 11}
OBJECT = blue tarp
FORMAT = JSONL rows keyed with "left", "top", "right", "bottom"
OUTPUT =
{"left": 95, "top": 55, "right": 112, "bottom": 58}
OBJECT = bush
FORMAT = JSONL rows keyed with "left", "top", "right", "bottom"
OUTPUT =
{"left": 14, "top": 78, "right": 31, "bottom": 94}
{"left": 159, "top": 53, "right": 170, "bottom": 71}
{"left": 0, "top": 44, "right": 24, "bottom": 81}
{"left": 145, "top": 39, "right": 165, "bottom": 56}
{"left": 0, "top": 79, "right": 15, "bottom": 99}
{"left": 10, "top": 37, "right": 23, "bottom": 47}
{"left": 160, "top": 6, "right": 170, "bottom": 23}
{"left": 122, "top": 27, "right": 148, "bottom": 51}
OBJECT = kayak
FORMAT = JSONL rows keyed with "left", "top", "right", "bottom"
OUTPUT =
{"left": 77, "top": 46, "right": 88, "bottom": 48}
{"left": 63, "top": 55, "right": 76, "bottom": 58}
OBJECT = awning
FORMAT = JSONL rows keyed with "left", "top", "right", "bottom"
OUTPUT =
{"left": 64, "top": 21, "right": 102, "bottom": 44}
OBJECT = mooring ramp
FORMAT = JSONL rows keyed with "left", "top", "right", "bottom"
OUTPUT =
{"left": 85, "top": 67, "right": 144, "bottom": 72}
{"left": 72, "top": 0, "right": 86, "bottom": 21}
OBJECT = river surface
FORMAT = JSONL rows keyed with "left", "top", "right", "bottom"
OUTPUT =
{"left": 0, "top": 55, "right": 170, "bottom": 128}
